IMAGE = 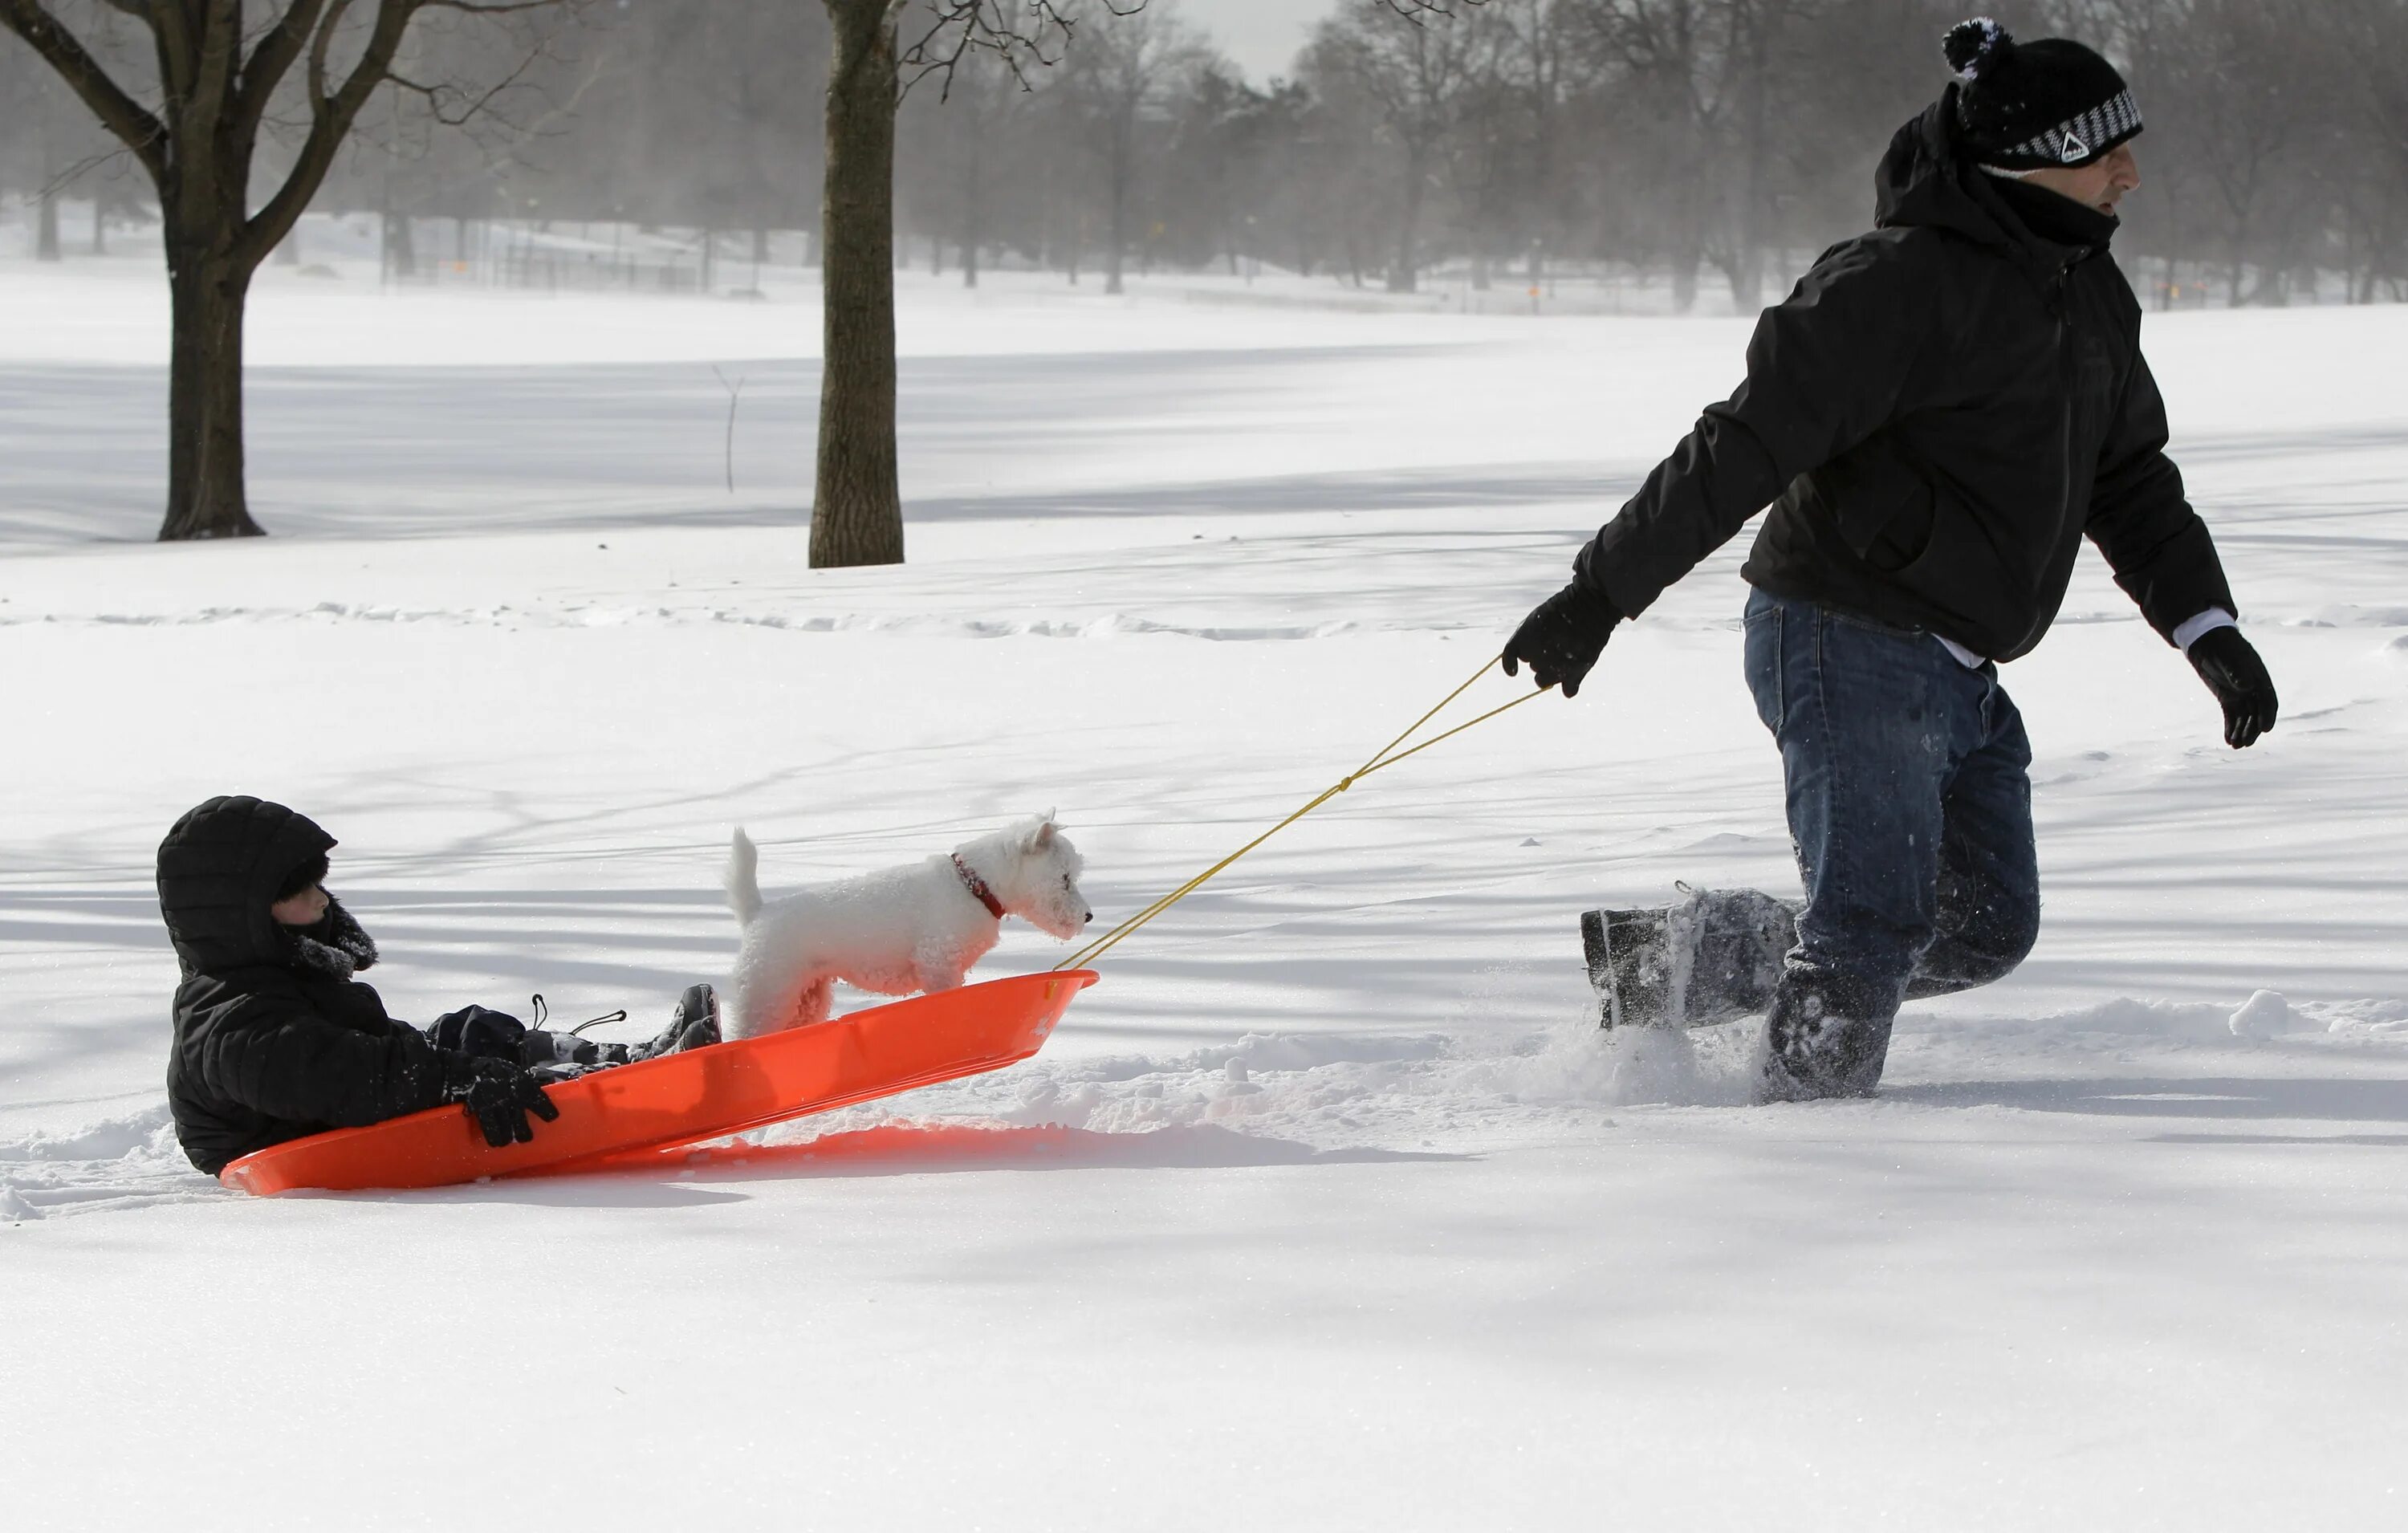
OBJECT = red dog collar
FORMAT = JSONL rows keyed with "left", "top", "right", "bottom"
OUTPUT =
{"left": 951, "top": 854, "right": 1006, "bottom": 919}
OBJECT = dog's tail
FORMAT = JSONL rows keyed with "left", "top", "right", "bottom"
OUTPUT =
{"left": 725, "top": 827, "right": 763, "bottom": 927}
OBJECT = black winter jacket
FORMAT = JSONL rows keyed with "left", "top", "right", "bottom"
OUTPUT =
{"left": 1578, "top": 88, "right": 2235, "bottom": 661}
{"left": 159, "top": 797, "right": 451, "bottom": 1175}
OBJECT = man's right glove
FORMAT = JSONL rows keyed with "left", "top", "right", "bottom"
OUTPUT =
{"left": 2186, "top": 627, "right": 2278, "bottom": 750}
{"left": 441, "top": 1055, "right": 560, "bottom": 1149}
{"left": 1502, "top": 581, "right": 1621, "bottom": 698}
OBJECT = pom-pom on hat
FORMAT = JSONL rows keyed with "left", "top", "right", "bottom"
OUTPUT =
{"left": 1945, "top": 17, "right": 2141, "bottom": 170}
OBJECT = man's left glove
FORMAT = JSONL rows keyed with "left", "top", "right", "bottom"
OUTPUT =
{"left": 1503, "top": 581, "right": 1621, "bottom": 698}
{"left": 441, "top": 1055, "right": 561, "bottom": 1149}
{"left": 2187, "top": 627, "right": 2278, "bottom": 750}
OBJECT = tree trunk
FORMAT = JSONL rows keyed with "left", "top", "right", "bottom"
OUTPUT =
{"left": 811, "top": 0, "right": 905, "bottom": 569}
{"left": 36, "top": 183, "right": 60, "bottom": 261}
{"left": 161, "top": 252, "right": 264, "bottom": 540}
{"left": 1388, "top": 164, "right": 1425, "bottom": 294}
{"left": 1671, "top": 252, "right": 1700, "bottom": 314}
{"left": 391, "top": 210, "right": 417, "bottom": 279}
{"left": 1724, "top": 240, "right": 1763, "bottom": 311}
{"left": 1106, "top": 124, "right": 1129, "bottom": 296}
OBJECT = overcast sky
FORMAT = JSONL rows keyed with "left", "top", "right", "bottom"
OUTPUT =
{"left": 1181, "top": 0, "right": 1338, "bottom": 83}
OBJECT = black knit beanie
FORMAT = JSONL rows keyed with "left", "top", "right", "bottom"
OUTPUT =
{"left": 273, "top": 850, "right": 329, "bottom": 903}
{"left": 1946, "top": 18, "right": 2141, "bottom": 170}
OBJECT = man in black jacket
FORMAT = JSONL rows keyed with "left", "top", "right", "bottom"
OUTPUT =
{"left": 159, "top": 795, "right": 715, "bottom": 1176}
{"left": 1502, "top": 20, "right": 2279, "bottom": 1100}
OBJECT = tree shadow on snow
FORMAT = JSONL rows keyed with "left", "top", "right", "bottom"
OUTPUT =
{"left": 2146, "top": 1132, "right": 2408, "bottom": 1147}
{"left": 1886, "top": 1075, "right": 2408, "bottom": 1125}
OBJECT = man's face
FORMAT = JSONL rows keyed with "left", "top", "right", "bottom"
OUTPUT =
{"left": 2021, "top": 141, "right": 2142, "bottom": 217}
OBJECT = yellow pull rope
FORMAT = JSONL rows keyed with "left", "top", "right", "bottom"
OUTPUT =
{"left": 1056, "top": 657, "right": 1555, "bottom": 973}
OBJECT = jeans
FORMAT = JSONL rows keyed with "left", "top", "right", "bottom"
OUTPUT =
{"left": 1742, "top": 588, "right": 2040, "bottom": 1096}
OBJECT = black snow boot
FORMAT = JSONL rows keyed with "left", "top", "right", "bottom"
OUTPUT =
{"left": 1583, "top": 885, "right": 1800, "bottom": 1030}
{"left": 634, "top": 982, "right": 722, "bottom": 1060}
{"left": 1759, "top": 971, "right": 1899, "bottom": 1101}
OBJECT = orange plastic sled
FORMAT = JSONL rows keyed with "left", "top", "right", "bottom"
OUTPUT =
{"left": 219, "top": 970, "right": 1097, "bottom": 1195}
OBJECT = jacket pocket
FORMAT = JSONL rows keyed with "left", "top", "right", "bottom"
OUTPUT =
{"left": 1809, "top": 440, "right": 1937, "bottom": 572}
{"left": 1887, "top": 481, "right": 2030, "bottom": 648}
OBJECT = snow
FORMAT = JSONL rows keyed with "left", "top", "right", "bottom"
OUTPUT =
{"left": 4, "top": 249, "right": 2407, "bottom": 1528}
{"left": 2228, "top": 988, "right": 2299, "bottom": 1039}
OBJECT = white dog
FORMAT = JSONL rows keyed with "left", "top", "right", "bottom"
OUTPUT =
{"left": 721, "top": 815, "right": 1092, "bottom": 1039}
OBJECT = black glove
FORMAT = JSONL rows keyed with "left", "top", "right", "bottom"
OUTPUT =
{"left": 2186, "top": 626, "right": 2277, "bottom": 750}
{"left": 427, "top": 1004, "right": 527, "bottom": 1061}
{"left": 1502, "top": 581, "right": 1620, "bottom": 698}
{"left": 441, "top": 1055, "right": 560, "bottom": 1149}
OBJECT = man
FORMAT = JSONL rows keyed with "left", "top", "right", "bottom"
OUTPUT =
{"left": 1500, "top": 18, "right": 2279, "bottom": 1101}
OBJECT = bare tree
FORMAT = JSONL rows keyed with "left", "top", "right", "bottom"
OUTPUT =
{"left": 2334, "top": 0, "right": 2408, "bottom": 300}
{"left": 1564, "top": 1, "right": 1798, "bottom": 311}
{"left": 0, "top": 1, "right": 577, "bottom": 540}
{"left": 1310, "top": 1, "right": 1483, "bottom": 293}
{"left": 811, "top": 0, "right": 1143, "bottom": 570}
{"left": 900, "top": 41, "right": 1025, "bottom": 288}
{"left": 1063, "top": 0, "right": 1205, "bottom": 295}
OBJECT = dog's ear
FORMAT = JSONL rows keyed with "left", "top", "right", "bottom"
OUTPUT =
{"left": 1025, "top": 818, "right": 1057, "bottom": 851}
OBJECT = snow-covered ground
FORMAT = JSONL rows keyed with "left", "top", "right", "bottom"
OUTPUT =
{"left": 3, "top": 251, "right": 2406, "bottom": 1529}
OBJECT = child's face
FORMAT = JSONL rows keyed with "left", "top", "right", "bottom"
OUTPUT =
{"left": 271, "top": 883, "right": 329, "bottom": 929}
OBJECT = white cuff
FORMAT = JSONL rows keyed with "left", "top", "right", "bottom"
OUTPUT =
{"left": 2171, "top": 608, "right": 2238, "bottom": 652}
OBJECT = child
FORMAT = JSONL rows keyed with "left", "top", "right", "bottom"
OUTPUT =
{"left": 157, "top": 795, "right": 717, "bottom": 1177}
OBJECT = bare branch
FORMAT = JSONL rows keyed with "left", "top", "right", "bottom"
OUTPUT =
{"left": 0, "top": 0, "right": 172, "bottom": 184}
{"left": 386, "top": 39, "right": 545, "bottom": 131}
{"left": 238, "top": 0, "right": 580, "bottom": 266}
{"left": 1380, "top": 0, "right": 1488, "bottom": 25}
{"left": 234, "top": 0, "right": 336, "bottom": 143}
{"left": 20, "top": 142, "right": 144, "bottom": 205}
{"left": 897, "top": 0, "right": 1145, "bottom": 103}
{"left": 185, "top": 0, "right": 245, "bottom": 138}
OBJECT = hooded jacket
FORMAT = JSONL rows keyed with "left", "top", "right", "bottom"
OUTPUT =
{"left": 1576, "top": 88, "right": 2233, "bottom": 662}
{"left": 159, "top": 796, "right": 451, "bottom": 1175}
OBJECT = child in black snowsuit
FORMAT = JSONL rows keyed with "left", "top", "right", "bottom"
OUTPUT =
{"left": 158, "top": 795, "right": 716, "bottom": 1177}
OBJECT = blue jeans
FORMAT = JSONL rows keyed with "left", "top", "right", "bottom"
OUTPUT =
{"left": 1742, "top": 589, "right": 2040, "bottom": 1096}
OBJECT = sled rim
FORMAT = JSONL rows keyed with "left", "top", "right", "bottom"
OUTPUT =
{"left": 219, "top": 970, "right": 1096, "bottom": 1195}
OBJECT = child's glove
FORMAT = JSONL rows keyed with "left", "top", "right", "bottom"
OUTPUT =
{"left": 427, "top": 1004, "right": 528, "bottom": 1060}
{"left": 441, "top": 1056, "right": 560, "bottom": 1149}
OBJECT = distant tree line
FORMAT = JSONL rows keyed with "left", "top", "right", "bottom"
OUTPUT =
{"left": 12, "top": 2, "right": 2408, "bottom": 311}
